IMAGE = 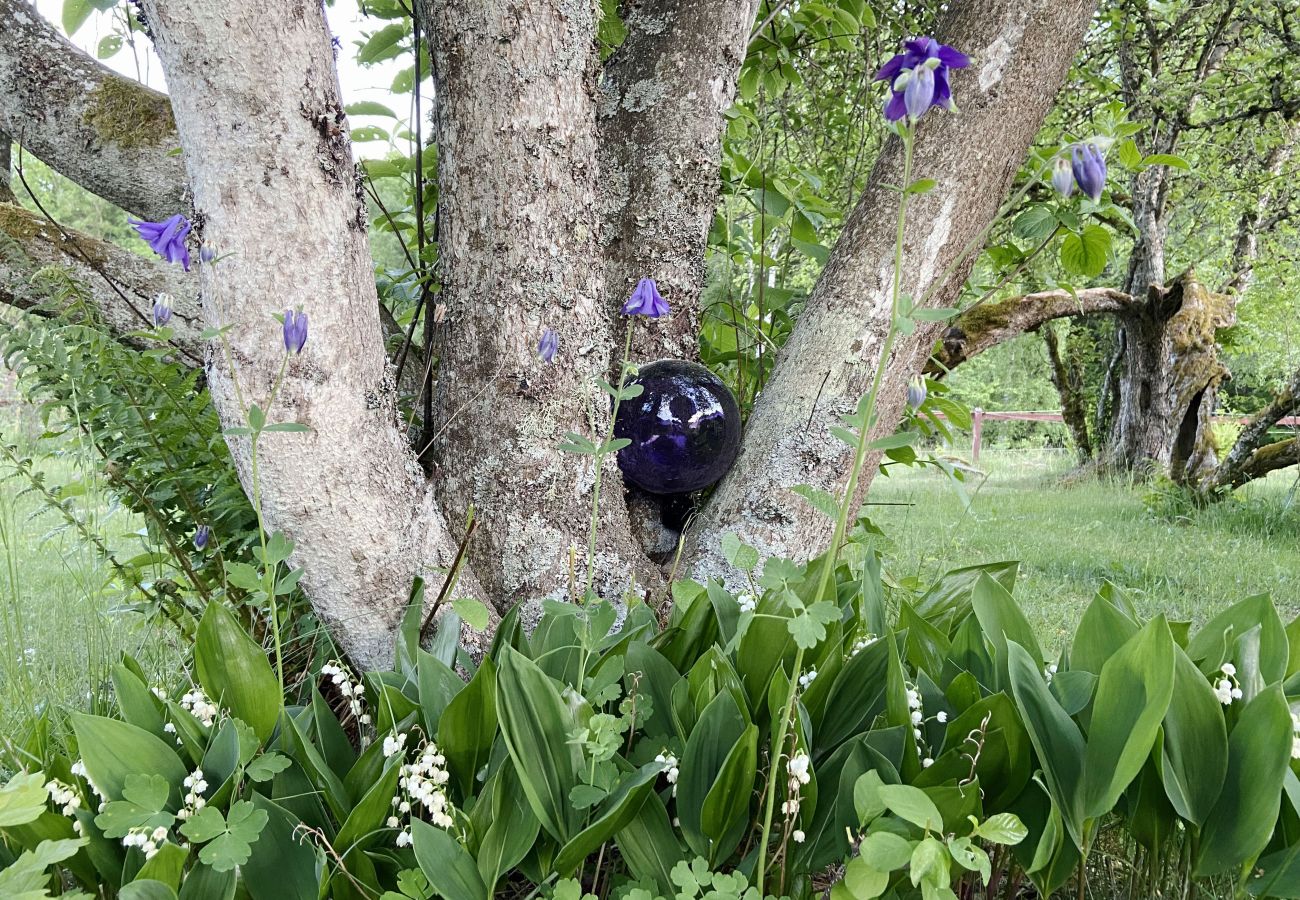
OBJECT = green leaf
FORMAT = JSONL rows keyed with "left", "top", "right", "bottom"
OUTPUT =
{"left": 334, "top": 759, "right": 401, "bottom": 855}
{"left": 843, "top": 856, "right": 888, "bottom": 898}
{"left": 720, "top": 533, "right": 760, "bottom": 571}
{"left": 971, "top": 572, "right": 1043, "bottom": 690}
{"left": 700, "top": 723, "right": 758, "bottom": 862}
{"left": 180, "top": 801, "right": 268, "bottom": 873}
{"left": 346, "top": 101, "right": 399, "bottom": 118}
{"left": 97, "top": 34, "right": 123, "bottom": 58}
{"left": 476, "top": 765, "right": 540, "bottom": 891}
{"left": 867, "top": 432, "right": 917, "bottom": 451}
{"left": 1116, "top": 138, "right": 1141, "bottom": 169}
{"left": 496, "top": 647, "right": 583, "bottom": 842}
{"left": 905, "top": 178, "right": 937, "bottom": 194}
{"left": 1142, "top": 153, "right": 1191, "bottom": 171}
{"left": 412, "top": 819, "right": 488, "bottom": 900}
{"left": 1081, "top": 617, "right": 1175, "bottom": 819}
{"left": 241, "top": 794, "right": 323, "bottom": 900}
{"left": 62, "top": 0, "right": 95, "bottom": 35}
{"left": 877, "top": 784, "right": 943, "bottom": 832}
{"left": 1006, "top": 642, "right": 1085, "bottom": 845}
{"left": 792, "top": 484, "right": 841, "bottom": 521}
{"left": 678, "top": 691, "right": 746, "bottom": 859}
{"left": 0, "top": 772, "right": 48, "bottom": 827}
{"left": 359, "top": 23, "right": 408, "bottom": 63}
{"left": 859, "top": 830, "right": 913, "bottom": 870}
{"left": 973, "top": 812, "right": 1028, "bottom": 845}
{"left": 1011, "top": 206, "right": 1057, "bottom": 242}
{"left": 439, "top": 656, "right": 496, "bottom": 798}
{"left": 788, "top": 601, "right": 839, "bottom": 650}
{"left": 1059, "top": 225, "right": 1111, "bottom": 278}
{"left": 1195, "top": 684, "right": 1293, "bottom": 876}
{"left": 947, "top": 836, "right": 990, "bottom": 881}
{"left": 94, "top": 773, "right": 174, "bottom": 838}
{"left": 72, "top": 714, "right": 188, "bottom": 807}
{"left": 194, "top": 603, "right": 281, "bottom": 742}
{"left": 245, "top": 752, "right": 291, "bottom": 783}
{"left": 121, "top": 881, "right": 179, "bottom": 900}
{"left": 554, "top": 762, "right": 661, "bottom": 875}
{"left": 854, "top": 770, "right": 887, "bottom": 825}
{"left": 451, "top": 598, "right": 490, "bottom": 631}
{"left": 1160, "top": 646, "right": 1228, "bottom": 826}
{"left": 259, "top": 422, "right": 311, "bottom": 433}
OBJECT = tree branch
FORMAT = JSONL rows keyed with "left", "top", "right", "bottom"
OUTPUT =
{"left": 140, "top": 0, "right": 490, "bottom": 669}
{"left": 685, "top": 0, "right": 1099, "bottom": 584}
{"left": 0, "top": 201, "right": 202, "bottom": 358}
{"left": 597, "top": 0, "right": 762, "bottom": 363}
{"left": 926, "top": 288, "right": 1135, "bottom": 373}
{"left": 1211, "top": 365, "right": 1300, "bottom": 490}
{"left": 0, "top": 0, "right": 186, "bottom": 221}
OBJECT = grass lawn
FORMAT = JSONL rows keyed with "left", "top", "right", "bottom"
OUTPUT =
{"left": 868, "top": 448, "right": 1300, "bottom": 654}
{"left": 0, "top": 446, "right": 179, "bottom": 744}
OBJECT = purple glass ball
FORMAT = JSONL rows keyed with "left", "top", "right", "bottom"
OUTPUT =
{"left": 614, "top": 360, "right": 741, "bottom": 494}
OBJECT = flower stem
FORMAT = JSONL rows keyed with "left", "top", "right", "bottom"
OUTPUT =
{"left": 251, "top": 352, "right": 291, "bottom": 693}
{"left": 755, "top": 645, "right": 804, "bottom": 897}
{"left": 585, "top": 320, "right": 636, "bottom": 598}
{"left": 811, "top": 127, "right": 914, "bottom": 607}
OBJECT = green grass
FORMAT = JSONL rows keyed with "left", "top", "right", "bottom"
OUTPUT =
{"left": 869, "top": 448, "right": 1300, "bottom": 654}
{"left": 0, "top": 444, "right": 179, "bottom": 745}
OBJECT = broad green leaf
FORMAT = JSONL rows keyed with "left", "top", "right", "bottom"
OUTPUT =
{"left": 451, "top": 598, "right": 490, "bottom": 631}
{"left": 120, "top": 881, "right": 178, "bottom": 900}
{"left": 1081, "top": 617, "right": 1175, "bottom": 818}
{"left": 720, "top": 533, "right": 760, "bottom": 571}
{"left": 245, "top": 752, "right": 291, "bottom": 783}
{"left": 412, "top": 819, "right": 488, "bottom": 900}
{"left": 135, "top": 841, "right": 188, "bottom": 891}
{"left": 241, "top": 794, "right": 322, "bottom": 900}
{"left": 72, "top": 714, "right": 188, "bottom": 807}
{"left": 1059, "top": 225, "right": 1110, "bottom": 278}
{"left": 1070, "top": 589, "right": 1138, "bottom": 675}
{"left": 1195, "top": 684, "right": 1293, "bottom": 876}
{"left": 179, "top": 801, "right": 268, "bottom": 873}
{"left": 475, "top": 764, "right": 539, "bottom": 892}
{"left": 973, "top": 812, "right": 1028, "bottom": 845}
{"left": 439, "top": 655, "right": 498, "bottom": 798}
{"left": 94, "top": 773, "right": 174, "bottom": 837}
{"left": 553, "top": 762, "right": 661, "bottom": 875}
{"left": 1011, "top": 207, "right": 1056, "bottom": 242}
{"left": 1187, "top": 595, "right": 1287, "bottom": 684}
{"left": 496, "top": 647, "right": 582, "bottom": 842}
{"left": 700, "top": 723, "right": 758, "bottom": 863}
{"left": 194, "top": 603, "right": 281, "bottom": 742}
{"left": 877, "top": 784, "right": 943, "bottom": 832}
{"left": 359, "top": 23, "right": 408, "bottom": 64}
{"left": 843, "top": 856, "right": 888, "bottom": 898}
{"left": 678, "top": 690, "right": 746, "bottom": 858}
{"left": 615, "top": 791, "right": 683, "bottom": 896}
{"left": 346, "top": 100, "right": 399, "bottom": 118}
{"left": 1006, "top": 642, "right": 1085, "bottom": 845}
{"left": 1160, "top": 646, "right": 1227, "bottom": 826}
{"left": 971, "top": 573, "right": 1042, "bottom": 690}
{"left": 859, "top": 830, "right": 912, "bottom": 870}
{"left": 334, "top": 759, "right": 401, "bottom": 855}
{"left": 1142, "top": 153, "right": 1191, "bottom": 170}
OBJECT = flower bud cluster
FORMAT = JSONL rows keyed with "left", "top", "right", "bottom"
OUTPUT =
{"left": 387, "top": 734, "right": 455, "bottom": 848}
{"left": 322, "top": 660, "right": 370, "bottom": 726}
{"left": 122, "top": 825, "right": 169, "bottom": 859}
{"left": 1291, "top": 713, "right": 1300, "bottom": 761}
{"left": 180, "top": 687, "right": 219, "bottom": 728}
{"left": 179, "top": 768, "right": 209, "bottom": 820}
{"left": 1213, "top": 662, "right": 1244, "bottom": 705}
{"left": 45, "top": 778, "right": 82, "bottom": 817}
{"left": 654, "top": 752, "right": 680, "bottom": 797}
{"left": 850, "top": 634, "right": 878, "bottom": 656}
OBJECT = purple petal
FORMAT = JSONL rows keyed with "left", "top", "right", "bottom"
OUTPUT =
{"left": 904, "top": 37, "right": 932, "bottom": 56}
{"left": 884, "top": 90, "right": 908, "bottom": 122}
{"left": 904, "top": 66, "right": 935, "bottom": 120}
{"left": 933, "top": 68, "right": 952, "bottom": 109}
{"left": 937, "top": 44, "right": 970, "bottom": 68}
{"left": 874, "top": 53, "right": 906, "bottom": 82}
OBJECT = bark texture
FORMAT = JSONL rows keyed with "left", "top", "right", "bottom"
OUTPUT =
{"left": 422, "top": 0, "right": 664, "bottom": 613}
{"left": 685, "top": 0, "right": 1098, "bottom": 586}
{"left": 0, "top": 201, "right": 201, "bottom": 359}
{"left": 1043, "top": 325, "right": 1092, "bottom": 462}
{"left": 927, "top": 288, "right": 1134, "bottom": 373}
{"left": 0, "top": 0, "right": 185, "bottom": 221}
{"left": 597, "top": 0, "right": 761, "bottom": 364}
{"left": 140, "top": 0, "right": 484, "bottom": 668}
{"left": 1212, "top": 367, "right": 1300, "bottom": 490}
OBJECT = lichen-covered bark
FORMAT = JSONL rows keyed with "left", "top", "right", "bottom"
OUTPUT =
{"left": 1213, "top": 438, "right": 1299, "bottom": 490}
{"left": 1211, "top": 366, "right": 1300, "bottom": 491}
{"left": 0, "top": 201, "right": 201, "bottom": 360}
{"left": 420, "top": 0, "right": 660, "bottom": 612}
{"left": 0, "top": 0, "right": 185, "bottom": 221}
{"left": 684, "top": 0, "right": 1098, "bottom": 586}
{"left": 597, "top": 0, "right": 761, "bottom": 364}
{"left": 926, "top": 287, "right": 1134, "bottom": 373}
{"left": 140, "top": 0, "right": 487, "bottom": 669}
{"left": 1043, "top": 325, "right": 1092, "bottom": 462}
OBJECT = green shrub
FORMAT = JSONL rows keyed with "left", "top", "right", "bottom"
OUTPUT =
{"left": 5, "top": 533, "right": 1300, "bottom": 898}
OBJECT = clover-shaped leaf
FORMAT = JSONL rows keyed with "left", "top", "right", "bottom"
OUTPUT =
{"left": 94, "top": 773, "right": 174, "bottom": 838}
{"left": 179, "top": 800, "right": 268, "bottom": 872}
{"left": 787, "top": 601, "right": 839, "bottom": 649}
{"left": 245, "top": 752, "right": 291, "bottom": 783}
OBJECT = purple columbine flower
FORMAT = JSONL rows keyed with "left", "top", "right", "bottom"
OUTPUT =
{"left": 193, "top": 525, "right": 211, "bottom": 551}
{"left": 128, "top": 214, "right": 192, "bottom": 271}
{"left": 151, "top": 292, "right": 174, "bottom": 327}
{"left": 1071, "top": 143, "right": 1107, "bottom": 203}
{"left": 622, "top": 277, "right": 669, "bottom": 318}
{"left": 537, "top": 328, "right": 558, "bottom": 363}
{"left": 875, "top": 37, "right": 969, "bottom": 123}
{"left": 1051, "top": 157, "right": 1075, "bottom": 197}
{"left": 283, "top": 309, "right": 309, "bottom": 354}
{"left": 907, "top": 377, "right": 927, "bottom": 410}
{"left": 199, "top": 245, "right": 216, "bottom": 264}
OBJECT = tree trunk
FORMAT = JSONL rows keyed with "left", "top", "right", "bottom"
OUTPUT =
{"left": 139, "top": 0, "right": 487, "bottom": 669}
{"left": 1043, "top": 325, "right": 1092, "bottom": 462}
{"left": 684, "top": 0, "right": 1098, "bottom": 586}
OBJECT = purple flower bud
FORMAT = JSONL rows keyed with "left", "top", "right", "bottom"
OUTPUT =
{"left": 537, "top": 328, "right": 558, "bottom": 363}
{"left": 199, "top": 245, "right": 216, "bottom": 264}
{"left": 151, "top": 292, "right": 174, "bottom": 328}
{"left": 907, "top": 377, "right": 927, "bottom": 410}
{"left": 1051, "top": 157, "right": 1075, "bottom": 197}
{"left": 876, "top": 37, "right": 969, "bottom": 123}
{"left": 127, "top": 214, "right": 192, "bottom": 271}
{"left": 193, "top": 525, "right": 211, "bottom": 551}
{"left": 283, "top": 309, "right": 309, "bottom": 354}
{"left": 622, "top": 277, "right": 670, "bottom": 318}
{"left": 1070, "top": 143, "right": 1107, "bottom": 203}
